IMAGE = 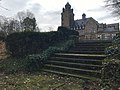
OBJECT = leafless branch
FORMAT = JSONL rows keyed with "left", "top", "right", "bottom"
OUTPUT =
{"left": 0, "top": 5, "right": 9, "bottom": 10}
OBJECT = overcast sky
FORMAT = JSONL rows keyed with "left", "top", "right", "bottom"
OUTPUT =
{"left": 0, "top": 0, "right": 119, "bottom": 31}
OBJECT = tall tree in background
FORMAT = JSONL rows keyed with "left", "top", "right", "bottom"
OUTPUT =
{"left": 105, "top": 0, "right": 120, "bottom": 18}
{"left": 0, "top": 15, "right": 22, "bottom": 35}
{"left": 8, "top": 19, "right": 20, "bottom": 34}
{"left": 16, "top": 10, "right": 37, "bottom": 32}
{"left": 23, "top": 17, "right": 37, "bottom": 32}
{"left": 0, "top": 16, "right": 9, "bottom": 35}
{"left": 0, "top": 10, "right": 39, "bottom": 36}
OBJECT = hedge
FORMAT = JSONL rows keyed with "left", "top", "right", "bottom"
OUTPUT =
{"left": 6, "top": 27, "right": 78, "bottom": 57}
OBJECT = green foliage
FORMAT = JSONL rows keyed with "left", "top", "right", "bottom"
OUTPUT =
{"left": 5, "top": 32, "right": 56, "bottom": 57}
{"left": 0, "top": 31, "right": 6, "bottom": 41}
{"left": 102, "top": 33, "right": 120, "bottom": 89}
{"left": 23, "top": 17, "right": 37, "bottom": 32}
{"left": 0, "top": 58, "right": 27, "bottom": 74}
{"left": 25, "top": 47, "right": 59, "bottom": 72}
{"left": 6, "top": 32, "right": 49, "bottom": 57}
{"left": 26, "top": 40, "right": 76, "bottom": 72}
{"left": 105, "top": 33, "right": 120, "bottom": 59}
{"left": 6, "top": 27, "right": 78, "bottom": 58}
{"left": 58, "top": 26, "right": 79, "bottom": 40}
{"left": 4, "top": 26, "right": 78, "bottom": 72}
{"left": 25, "top": 55, "right": 44, "bottom": 72}
{"left": 101, "top": 59, "right": 120, "bottom": 89}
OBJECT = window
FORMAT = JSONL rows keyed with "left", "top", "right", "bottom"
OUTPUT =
{"left": 104, "top": 34, "right": 110, "bottom": 40}
{"left": 112, "top": 34, "right": 116, "bottom": 39}
{"left": 98, "top": 35, "right": 102, "bottom": 40}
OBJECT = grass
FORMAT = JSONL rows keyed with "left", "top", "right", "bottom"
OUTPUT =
{"left": 0, "top": 57, "right": 98, "bottom": 89}
{"left": 0, "top": 57, "right": 27, "bottom": 73}
{"left": 0, "top": 72, "right": 84, "bottom": 90}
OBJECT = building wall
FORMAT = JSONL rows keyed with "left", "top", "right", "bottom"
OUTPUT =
{"left": 77, "top": 30, "right": 85, "bottom": 40}
{"left": 97, "top": 23, "right": 119, "bottom": 40}
{"left": 84, "top": 18, "right": 98, "bottom": 40}
{"left": 77, "top": 18, "right": 98, "bottom": 40}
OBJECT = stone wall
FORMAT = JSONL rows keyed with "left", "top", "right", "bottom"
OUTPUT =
{"left": 0, "top": 40, "right": 8, "bottom": 59}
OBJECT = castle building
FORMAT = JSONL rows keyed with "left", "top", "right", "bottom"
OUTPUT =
{"left": 61, "top": 2, "right": 119, "bottom": 40}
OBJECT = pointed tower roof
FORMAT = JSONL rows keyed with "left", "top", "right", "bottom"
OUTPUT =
{"left": 65, "top": 2, "right": 71, "bottom": 9}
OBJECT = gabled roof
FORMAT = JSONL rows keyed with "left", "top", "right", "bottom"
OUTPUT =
{"left": 73, "top": 17, "right": 98, "bottom": 30}
{"left": 74, "top": 18, "right": 90, "bottom": 26}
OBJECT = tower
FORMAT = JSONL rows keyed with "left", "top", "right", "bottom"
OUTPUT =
{"left": 82, "top": 13, "right": 86, "bottom": 20}
{"left": 61, "top": 2, "right": 74, "bottom": 29}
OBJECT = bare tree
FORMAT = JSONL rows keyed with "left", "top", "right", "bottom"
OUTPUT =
{"left": 0, "top": 16, "right": 9, "bottom": 35}
{"left": 16, "top": 10, "right": 35, "bottom": 31}
{"left": 8, "top": 19, "right": 21, "bottom": 34}
{"left": 0, "top": 10, "right": 38, "bottom": 35}
{"left": 0, "top": 16, "right": 21, "bottom": 35}
{"left": 0, "top": 0, "right": 9, "bottom": 10}
{"left": 105, "top": 0, "right": 120, "bottom": 18}
{"left": 16, "top": 10, "right": 35, "bottom": 22}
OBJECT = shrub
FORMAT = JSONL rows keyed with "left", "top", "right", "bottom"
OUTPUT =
{"left": 0, "top": 58, "right": 27, "bottom": 74}
{"left": 25, "top": 54, "right": 44, "bottom": 72}
{"left": 58, "top": 26, "right": 79, "bottom": 40}
{"left": 101, "top": 59, "right": 120, "bottom": 89}
{"left": 89, "top": 59, "right": 120, "bottom": 89}
{"left": 105, "top": 33, "right": 120, "bottom": 59}
{"left": 103, "top": 33, "right": 120, "bottom": 89}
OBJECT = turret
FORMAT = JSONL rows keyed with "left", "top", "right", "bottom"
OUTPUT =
{"left": 61, "top": 2, "right": 74, "bottom": 28}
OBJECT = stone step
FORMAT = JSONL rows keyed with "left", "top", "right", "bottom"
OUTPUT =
{"left": 70, "top": 46, "right": 105, "bottom": 51}
{"left": 65, "top": 50, "right": 105, "bottom": 54}
{"left": 75, "top": 43, "right": 109, "bottom": 46}
{"left": 44, "top": 64, "right": 101, "bottom": 78}
{"left": 54, "top": 53, "right": 106, "bottom": 60}
{"left": 49, "top": 57, "right": 102, "bottom": 65}
{"left": 46, "top": 60, "right": 102, "bottom": 70}
{"left": 43, "top": 40, "right": 111, "bottom": 79}
{"left": 75, "top": 42, "right": 111, "bottom": 48}
{"left": 78, "top": 40, "right": 112, "bottom": 43}
{"left": 42, "top": 69, "right": 97, "bottom": 80}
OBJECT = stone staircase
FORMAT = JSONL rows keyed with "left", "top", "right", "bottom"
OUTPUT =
{"left": 43, "top": 40, "right": 111, "bottom": 80}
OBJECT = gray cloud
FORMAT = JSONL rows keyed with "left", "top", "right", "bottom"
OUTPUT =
{"left": 26, "top": 2, "right": 42, "bottom": 14}
{"left": 36, "top": 10, "right": 61, "bottom": 25}
{"left": 3, "top": 0, "right": 29, "bottom": 10}
{"left": 97, "top": 14, "right": 113, "bottom": 21}
{"left": 87, "top": 6, "right": 105, "bottom": 12}
{"left": 45, "top": 11, "right": 61, "bottom": 16}
{"left": 0, "top": 0, "right": 29, "bottom": 17}
{"left": 44, "top": 10, "right": 61, "bottom": 24}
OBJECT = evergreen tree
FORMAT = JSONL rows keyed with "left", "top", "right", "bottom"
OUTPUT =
{"left": 23, "top": 17, "right": 37, "bottom": 32}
